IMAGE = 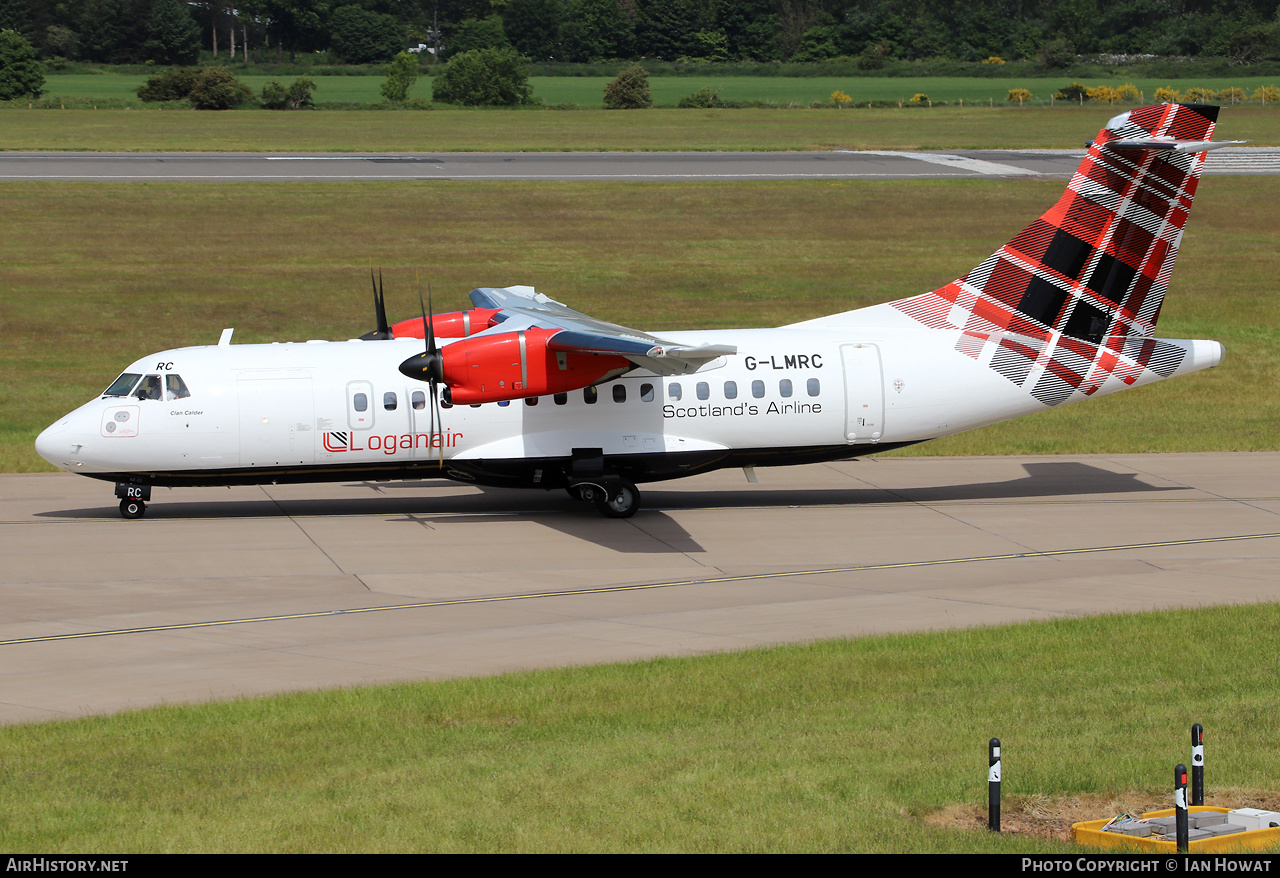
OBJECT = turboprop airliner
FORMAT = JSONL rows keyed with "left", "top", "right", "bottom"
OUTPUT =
{"left": 36, "top": 104, "right": 1235, "bottom": 519}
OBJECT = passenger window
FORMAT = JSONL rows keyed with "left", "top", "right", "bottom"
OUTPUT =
{"left": 613, "top": 384, "right": 626, "bottom": 403}
{"left": 724, "top": 381, "right": 737, "bottom": 400}
{"left": 696, "top": 382, "right": 709, "bottom": 400}
{"left": 668, "top": 382, "right": 682, "bottom": 401}
{"left": 525, "top": 397, "right": 538, "bottom": 406}
{"left": 779, "top": 379, "right": 793, "bottom": 398}
{"left": 383, "top": 391, "right": 398, "bottom": 411}
{"left": 584, "top": 386, "right": 598, "bottom": 404}
{"left": 164, "top": 375, "right": 191, "bottom": 400}
{"left": 441, "top": 398, "right": 453, "bottom": 409}
{"left": 554, "top": 393, "right": 567, "bottom": 406}
{"left": 807, "top": 378, "right": 821, "bottom": 397}
{"left": 134, "top": 375, "right": 162, "bottom": 401}
{"left": 752, "top": 380, "right": 765, "bottom": 399}
{"left": 412, "top": 390, "right": 426, "bottom": 411}
{"left": 353, "top": 392, "right": 368, "bottom": 412}
{"left": 640, "top": 383, "right": 654, "bottom": 402}
{"left": 104, "top": 372, "right": 142, "bottom": 397}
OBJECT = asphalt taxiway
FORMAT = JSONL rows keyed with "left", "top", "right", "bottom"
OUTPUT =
{"left": 0, "top": 147, "right": 1277, "bottom": 181}
{"left": 2, "top": 453, "right": 1277, "bottom": 725}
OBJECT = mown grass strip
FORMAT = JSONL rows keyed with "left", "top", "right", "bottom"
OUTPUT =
{"left": 2, "top": 602, "right": 1278, "bottom": 852}
{"left": 1, "top": 104, "right": 1277, "bottom": 152}
{"left": 3, "top": 177, "right": 1277, "bottom": 471}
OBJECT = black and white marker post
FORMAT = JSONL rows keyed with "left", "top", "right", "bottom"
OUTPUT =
{"left": 988, "top": 738, "right": 1001, "bottom": 832}
{"left": 1175, "top": 763, "right": 1190, "bottom": 852}
{"left": 1191, "top": 723, "right": 1204, "bottom": 807}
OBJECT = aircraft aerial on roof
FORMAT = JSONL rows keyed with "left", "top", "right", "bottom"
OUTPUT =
{"left": 36, "top": 104, "right": 1236, "bottom": 519}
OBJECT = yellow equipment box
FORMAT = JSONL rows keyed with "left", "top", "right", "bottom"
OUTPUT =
{"left": 1074, "top": 807, "right": 1280, "bottom": 852}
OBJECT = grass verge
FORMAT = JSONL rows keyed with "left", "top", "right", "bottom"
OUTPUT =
{"left": 4, "top": 177, "right": 1278, "bottom": 470}
{"left": 0, "top": 104, "right": 1277, "bottom": 152}
{"left": 2, "top": 602, "right": 1278, "bottom": 852}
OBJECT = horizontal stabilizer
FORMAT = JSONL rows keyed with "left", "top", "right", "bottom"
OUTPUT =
{"left": 1104, "top": 138, "right": 1247, "bottom": 152}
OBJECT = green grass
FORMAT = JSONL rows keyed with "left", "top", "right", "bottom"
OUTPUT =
{"left": 35, "top": 72, "right": 1280, "bottom": 108}
{"left": 4, "top": 177, "right": 1278, "bottom": 471}
{"left": 3, "top": 104, "right": 1278, "bottom": 152}
{"left": 2, "top": 602, "right": 1278, "bottom": 851}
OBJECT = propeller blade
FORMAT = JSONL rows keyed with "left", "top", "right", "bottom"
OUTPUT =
{"left": 359, "top": 265, "right": 392, "bottom": 340}
{"left": 413, "top": 274, "right": 446, "bottom": 466}
{"left": 375, "top": 269, "right": 389, "bottom": 338}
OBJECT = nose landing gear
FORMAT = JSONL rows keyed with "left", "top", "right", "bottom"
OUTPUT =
{"left": 114, "top": 483, "right": 151, "bottom": 520}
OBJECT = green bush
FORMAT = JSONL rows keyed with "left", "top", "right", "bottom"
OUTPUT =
{"left": 1054, "top": 81, "right": 1089, "bottom": 103}
{"left": 603, "top": 64, "right": 650, "bottom": 109}
{"left": 677, "top": 86, "right": 726, "bottom": 108}
{"left": 262, "top": 77, "right": 316, "bottom": 109}
{"left": 136, "top": 67, "right": 201, "bottom": 102}
{"left": 138, "top": 66, "right": 252, "bottom": 109}
{"left": 188, "top": 67, "right": 253, "bottom": 110}
{"left": 0, "top": 29, "right": 45, "bottom": 100}
{"left": 432, "top": 47, "right": 531, "bottom": 106}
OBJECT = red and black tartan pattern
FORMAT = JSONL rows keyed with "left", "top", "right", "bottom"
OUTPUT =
{"left": 892, "top": 104, "right": 1218, "bottom": 406}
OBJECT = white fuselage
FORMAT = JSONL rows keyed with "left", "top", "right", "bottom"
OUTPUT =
{"left": 35, "top": 314, "right": 1224, "bottom": 491}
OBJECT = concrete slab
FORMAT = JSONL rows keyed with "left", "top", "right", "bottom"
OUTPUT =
{"left": 1, "top": 453, "right": 1278, "bottom": 724}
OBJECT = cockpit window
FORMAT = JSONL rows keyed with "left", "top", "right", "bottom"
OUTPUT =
{"left": 165, "top": 375, "right": 191, "bottom": 400}
{"left": 134, "top": 375, "right": 162, "bottom": 400}
{"left": 103, "top": 372, "right": 141, "bottom": 397}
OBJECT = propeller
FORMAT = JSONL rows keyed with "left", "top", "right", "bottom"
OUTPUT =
{"left": 397, "top": 276, "right": 447, "bottom": 465}
{"left": 359, "top": 266, "right": 392, "bottom": 340}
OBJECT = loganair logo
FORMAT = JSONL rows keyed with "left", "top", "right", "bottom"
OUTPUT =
{"left": 323, "top": 430, "right": 464, "bottom": 455}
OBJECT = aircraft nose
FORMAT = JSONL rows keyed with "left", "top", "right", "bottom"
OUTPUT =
{"left": 34, "top": 421, "right": 68, "bottom": 468}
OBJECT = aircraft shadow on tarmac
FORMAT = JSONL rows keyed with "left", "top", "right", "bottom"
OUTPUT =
{"left": 38, "top": 462, "right": 1182, "bottom": 555}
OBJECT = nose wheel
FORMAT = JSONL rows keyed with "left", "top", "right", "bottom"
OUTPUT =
{"left": 119, "top": 498, "right": 146, "bottom": 519}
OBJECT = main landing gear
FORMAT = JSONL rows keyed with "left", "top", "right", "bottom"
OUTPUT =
{"left": 119, "top": 498, "right": 146, "bottom": 519}
{"left": 564, "top": 448, "right": 640, "bottom": 518}
{"left": 569, "top": 479, "right": 641, "bottom": 519}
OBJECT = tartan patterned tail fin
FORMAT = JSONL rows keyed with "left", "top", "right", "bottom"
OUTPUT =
{"left": 893, "top": 103, "right": 1223, "bottom": 405}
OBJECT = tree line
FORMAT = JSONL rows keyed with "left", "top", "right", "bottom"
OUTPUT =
{"left": 1, "top": 0, "right": 1278, "bottom": 68}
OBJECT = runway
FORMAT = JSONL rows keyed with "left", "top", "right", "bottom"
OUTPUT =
{"left": 0, "top": 147, "right": 1277, "bottom": 181}
{"left": 2, "top": 453, "right": 1277, "bottom": 725}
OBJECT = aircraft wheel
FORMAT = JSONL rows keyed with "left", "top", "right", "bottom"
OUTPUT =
{"left": 119, "top": 498, "right": 146, "bottom": 520}
{"left": 593, "top": 480, "right": 639, "bottom": 519}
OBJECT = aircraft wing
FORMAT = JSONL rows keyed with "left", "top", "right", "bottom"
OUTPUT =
{"left": 468, "top": 286, "right": 735, "bottom": 376}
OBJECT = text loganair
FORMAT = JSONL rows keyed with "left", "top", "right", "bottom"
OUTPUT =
{"left": 323, "top": 430, "right": 464, "bottom": 454}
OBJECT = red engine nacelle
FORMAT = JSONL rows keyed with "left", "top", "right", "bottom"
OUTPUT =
{"left": 391, "top": 308, "right": 504, "bottom": 340}
{"left": 441, "top": 328, "right": 631, "bottom": 404}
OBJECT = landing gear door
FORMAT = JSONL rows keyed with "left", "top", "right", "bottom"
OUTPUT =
{"left": 840, "top": 344, "right": 884, "bottom": 444}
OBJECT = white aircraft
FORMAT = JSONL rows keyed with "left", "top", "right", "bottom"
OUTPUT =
{"left": 36, "top": 104, "right": 1236, "bottom": 519}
